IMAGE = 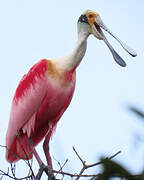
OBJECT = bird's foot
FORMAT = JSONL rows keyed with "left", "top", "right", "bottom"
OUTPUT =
{"left": 36, "top": 163, "right": 56, "bottom": 180}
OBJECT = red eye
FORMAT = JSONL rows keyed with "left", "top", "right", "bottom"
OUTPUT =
{"left": 89, "top": 14, "right": 93, "bottom": 18}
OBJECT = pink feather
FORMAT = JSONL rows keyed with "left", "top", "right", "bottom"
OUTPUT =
{"left": 6, "top": 59, "right": 76, "bottom": 162}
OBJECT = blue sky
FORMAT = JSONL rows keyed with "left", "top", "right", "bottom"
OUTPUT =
{"left": 0, "top": 0, "right": 144, "bottom": 179}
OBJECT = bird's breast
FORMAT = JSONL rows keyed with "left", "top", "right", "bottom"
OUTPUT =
{"left": 36, "top": 76, "right": 75, "bottom": 124}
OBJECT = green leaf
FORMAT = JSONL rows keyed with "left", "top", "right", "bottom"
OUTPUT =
{"left": 95, "top": 158, "right": 141, "bottom": 180}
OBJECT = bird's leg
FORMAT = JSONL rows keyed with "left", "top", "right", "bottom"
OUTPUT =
{"left": 36, "top": 163, "right": 55, "bottom": 180}
{"left": 28, "top": 137, "right": 55, "bottom": 179}
{"left": 33, "top": 148, "right": 43, "bottom": 167}
{"left": 43, "top": 134, "right": 52, "bottom": 168}
{"left": 28, "top": 138, "right": 43, "bottom": 166}
{"left": 33, "top": 149, "right": 49, "bottom": 180}
{"left": 43, "top": 134, "right": 56, "bottom": 180}
{"left": 28, "top": 139, "right": 49, "bottom": 179}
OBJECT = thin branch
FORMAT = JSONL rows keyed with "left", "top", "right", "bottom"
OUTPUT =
{"left": 0, "top": 168, "right": 33, "bottom": 180}
{"left": 73, "top": 147, "right": 85, "bottom": 165}
{"left": 0, "top": 143, "right": 33, "bottom": 172}
{"left": 10, "top": 163, "right": 16, "bottom": 179}
{"left": 1, "top": 143, "right": 121, "bottom": 180}
{"left": 73, "top": 148, "right": 122, "bottom": 180}
{"left": 53, "top": 169, "right": 100, "bottom": 178}
{"left": 53, "top": 157, "right": 69, "bottom": 179}
{"left": 27, "top": 159, "right": 33, "bottom": 178}
{"left": 16, "top": 135, "right": 35, "bottom": 178}
{"left": 0, "top": 145, "right": 7, "bottom": 148}
{"left": 86, "top": 150, "right": 122, "bottom": 168}
{"left": 59, "top": 159, "right": 68, "bottom": 172}
{"left": 60, "top": 159, "right": 69, "bottom": 180}
{"left": 0, "top": 169, "right": 16, "bottom": 180}
{"left": 0, "top": 142, "right": 35, "bottom": 179}
{"left": 52, "top": 149, "right": 121, "bottom": 180}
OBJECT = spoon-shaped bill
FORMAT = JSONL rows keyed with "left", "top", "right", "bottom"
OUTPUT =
{"left": 106, "top": 40, "right": 127, "bottom": 67}
{"left": 94, "top": 22, "right": 127, "bottom": 67}
{"left": 95, "top": 16, "right": 137, "bottom": 57}
{"left": 103, "top": 32, "right": 127, "bottom": 67}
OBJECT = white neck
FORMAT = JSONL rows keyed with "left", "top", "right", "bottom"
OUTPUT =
{"left": 52, "top": 24, "right": 90, "bottom": 72}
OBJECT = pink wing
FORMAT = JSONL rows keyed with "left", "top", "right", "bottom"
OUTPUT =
{"left": 6, "top": 59, "right": 48, "bottom": 162}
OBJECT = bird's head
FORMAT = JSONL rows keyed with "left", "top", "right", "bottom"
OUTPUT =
{"left": 78, "top": 10, "right": 137, "bottom": 67}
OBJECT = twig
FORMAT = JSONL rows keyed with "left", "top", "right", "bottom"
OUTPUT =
{"left": 27, "top": 159, "right": 33, "bottom": 178}
{"left": 73, "top": 147, "right": 85, "bottom": 165}
{"left": 59, "top": 159, "right": 68, "bottom": 172}
{"left": 0, "top": 169, "right": 17, "bottom": 179}
{"left": 0, "top": 168, "right": 33, "bottom": 180}
{"left": 10, "top": 163, "right": 16, "bottom": 179}
{"left": 0, "top": 145, "right": 7, "bottom": 148}
{"left": 16, "top": 135, "right": 35, "bottom": 178}
{"left": 60, "top": 159, "right": 68, "bottom": 180}
{"left": 53, "top": 170, "right": 100, "bottom": 178}
{"left": 0, "top": 143, "right": 34, "bottom": 173}
{"left": 53, "top": 157, "right": 68, "bottom": 179}
{"left": 73, "top": 148, "right": 121, "bottom": 180}
{"left": 1, "top": 143, "right": 121, "bottom": 180}
{"left": 52, "top": 150, "right": 121, "bottom": 179}
{"left": 86, "top": 150, "right": 122, "bottom": 168}
{"left": 0, "top": 141, "right": 35, "bottom": 179}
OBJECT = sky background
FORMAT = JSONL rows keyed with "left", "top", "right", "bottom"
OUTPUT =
{"left": 0, "top": 0, "right": 144, "bottom": 179}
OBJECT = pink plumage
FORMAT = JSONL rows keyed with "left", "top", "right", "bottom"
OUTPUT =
{"left": 6, "top": 59, "right": 76, "bottom": 162}
{"left": 6, "top": 9, "right": 135, "bottom": 173}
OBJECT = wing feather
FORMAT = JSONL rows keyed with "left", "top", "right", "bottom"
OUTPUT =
{"left": 6, "top": 59, "right": 48, "bottom": 161}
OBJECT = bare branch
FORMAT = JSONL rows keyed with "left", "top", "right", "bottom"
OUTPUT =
{"left": 52, "top": 149, "right": 121, "bottom": 180}
{"left": 16, "top": 135, "right": 35, "bottom": 178}
{"left": 86, "top": 150, "right": 122, "bottom": 168}
{"left": 73, "top": 147, "right": 86, "bottom": 165}
{"left": 73, "top": 148, "right": 122, "bottom": 180}
{"left": 53, "top": 157, "right": 69, "bottom": 179}
{"left": 53, "top": 169, "right": 100, "bottom": 178}
{"left": 0, "top": 168, "right": 33, "bottom": 180}
{"left": 10, "top": 163, "right": 16, "bottom": 179}
{"left": 1, "top": 144, "right": 121, "bottom": 180}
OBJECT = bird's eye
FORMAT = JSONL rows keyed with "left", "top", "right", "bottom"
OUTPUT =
{"left": 88, "top": 14, "right": 93, "bottom": 18}
{"left": 78, "top": 15, "right": 88, "bottom": 24}
{"left": 82, "top": 17, "right": 85, "bottom": 21}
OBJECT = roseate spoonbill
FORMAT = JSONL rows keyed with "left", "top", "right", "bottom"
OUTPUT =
{"left": 6, "top": 10, "right": 137, "bottom": 171}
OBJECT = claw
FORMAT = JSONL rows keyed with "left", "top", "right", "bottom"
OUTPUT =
{"left": 36, "top": 163, "right": 56, "bottom": 180}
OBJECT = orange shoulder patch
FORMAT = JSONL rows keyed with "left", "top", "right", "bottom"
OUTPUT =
{"left": 47, "top": 60, "right": 61, "bottom": 79}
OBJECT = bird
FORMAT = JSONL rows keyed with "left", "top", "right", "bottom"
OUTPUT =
{"left": 6, "top": 10, "right": 137, "bottom": 172}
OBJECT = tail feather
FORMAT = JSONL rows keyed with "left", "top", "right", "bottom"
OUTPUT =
{"left": 6, "top": 132, "right": 33, "bottom": 162}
